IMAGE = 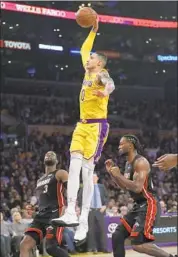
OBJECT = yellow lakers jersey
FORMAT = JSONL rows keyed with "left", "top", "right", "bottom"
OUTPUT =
{"left": 79, "top": 69, "right": 109, "bottom": 119}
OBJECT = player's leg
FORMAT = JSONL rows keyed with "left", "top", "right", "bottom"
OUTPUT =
{"left": 20, "top": 227, "right": 43, "bottom": 257}
{"left": 45, "top": 226, "right": 69, "bottom": 257}
{"left": 131, "top": 201, "right": 176, "bottom": 257}
{"left": 52, "top": 123, "right": 85, "bottom": 226}
{"left": 132, "top": 243, "right": 176, "bottom": 257}
{"left": 112, "top": 223, "right": 130, "bottom": 257}
{"left": 74, "top": 122, "right": 109, "bottom": 242}
{"left": 20, "top": 219, "right": 45, "bottom": 257}
{"left": 20, "top": 235, "right": 36, "bottom": 257}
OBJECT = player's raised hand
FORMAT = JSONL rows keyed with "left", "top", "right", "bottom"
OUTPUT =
{"left": 92, "top": 15, "right": 99, "bottom": 33}
{"left": 105, "top": 159, "right": 115, "bottom": 172}
{"left": 105, "top": 159, "right": 121, "bottom": 177}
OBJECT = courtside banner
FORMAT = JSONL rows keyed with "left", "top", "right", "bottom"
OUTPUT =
{"left": 0, "top": 40, "right": 31, "bottom": 50}
{"left": 104, "top": 216, "right": 177, "bottom": 252}
{"left": 1, "top": 1, "right": 178, "bottom": 28}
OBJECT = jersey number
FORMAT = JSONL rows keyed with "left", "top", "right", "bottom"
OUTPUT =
{"left": 81, "top": 89, "right": 85, "bottom": 101}
{"left": 43, "top": 185, "right": 48, "bottom": 193}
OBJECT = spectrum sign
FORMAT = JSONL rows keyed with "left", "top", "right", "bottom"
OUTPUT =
{"left": 157, "top": 55, "right": 178, "bottom": 62}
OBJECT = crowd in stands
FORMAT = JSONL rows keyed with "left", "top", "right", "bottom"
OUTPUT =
{"left": 1, "top": 128, "right": 177, "bottom": 256}
{"left": 1, "top": 94, "right": 177, "bottom": 256}
{"left": 2, "top": 94, "right": 177, "bottom": 130}
{"left": 1, "top": 128, "right": 177, "bottom": 218}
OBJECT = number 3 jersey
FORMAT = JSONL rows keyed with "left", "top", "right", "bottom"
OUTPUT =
{"left": 36, "top": 170, "right": 65, "bottom": 213}
{"left": 79, "top": 69, "right": 109, "bottom": 120}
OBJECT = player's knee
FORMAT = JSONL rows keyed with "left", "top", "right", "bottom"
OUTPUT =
{"left": 132, "top": 244, "right": 143, "bottom": 252}
{"left": 46, "top": 242, "right": 67, "bottom": 257}
{"left": 46, "top": 244, "right": 55, "bottom": 256}
{"left": 82, "top": 158, "right": 95, "bottom": 171}
{"left": 20, "top": 236, "right": 34, "bottom": 252}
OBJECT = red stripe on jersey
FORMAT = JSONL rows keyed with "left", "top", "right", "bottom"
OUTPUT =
{"left": 56, "top": 227, "right": 64, "bottom": 244}
{"left": 56, "top": 182, "right": 65, "bottom": 244}
{"left": 143, "top": 178, "right": 157, "bottom": 240}
{"left": 57, "top": 182, "right": 65, "bottom": 214}
{"left": 120, "top": 218, "right": 132, "bottom": 233}
{"left": 25, "top": 228, "right": 43, "bottom": 241}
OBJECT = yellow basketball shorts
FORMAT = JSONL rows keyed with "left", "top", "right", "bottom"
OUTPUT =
{"left": 70, "top": 119, "right": 109, "bottom": 163}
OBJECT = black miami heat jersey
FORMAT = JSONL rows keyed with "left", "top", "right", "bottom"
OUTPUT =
{"left": 124, "top": 154, "right": 156, "bottom": 203}
{"left": 36, "top": 170, "right": 65, "bottom": 212}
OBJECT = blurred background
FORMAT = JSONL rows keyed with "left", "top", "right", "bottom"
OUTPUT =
{"left": 0, "top": 1, "right": 177, "bottom": 257}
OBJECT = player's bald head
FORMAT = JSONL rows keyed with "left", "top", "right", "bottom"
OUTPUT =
{"left": 44, "top": 151, "right": 58, "bottom": 166}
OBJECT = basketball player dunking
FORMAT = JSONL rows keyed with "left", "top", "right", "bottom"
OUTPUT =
{"left": 20, "top": 151, "right": 69, "bottom": 257}
{"left": 105, "top": 135, "right": 177, "bottom": 257}
{"left": 52, "top": 18, "right": 115, "bottom": 242}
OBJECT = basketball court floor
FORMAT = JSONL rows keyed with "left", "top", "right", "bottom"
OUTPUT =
{"left": 73, "top": 246, "right": 177, "bottom": 257}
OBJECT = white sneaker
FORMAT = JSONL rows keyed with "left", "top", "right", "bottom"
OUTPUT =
{"left": 74, "top": 220, "right": 88, "bottom": 242}
{"left": 52, "top": 212, "right": 79, "bottom": 227}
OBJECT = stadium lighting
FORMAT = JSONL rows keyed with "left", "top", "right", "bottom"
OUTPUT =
{"left": 14, "top": 140, "right": 18, "bottom": 145}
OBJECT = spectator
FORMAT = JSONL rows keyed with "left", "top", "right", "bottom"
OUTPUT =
{"left": 11, "top": 211, "right": 29, "bottom": 257}
{"left": 160, "top": 200, "right": 167, "bottom": 215}
{"left": 120, "top": 206, "right": 128, "bottom": 217}
{"left": 106, "top": 198, "right": 116, "bottom": 216}
{"left": 110, "top": 206, "right": 120, "bottom": 217}
{"left": 0, "top": 212, "right": 12, "bottom": 257}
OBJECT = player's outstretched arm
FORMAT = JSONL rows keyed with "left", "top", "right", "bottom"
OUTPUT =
{"left": 153, "top": 153, "right": 178, "bottom": 171}
{"left": 80, "top": 18, "right": 99, "bottom": 68}
{"left": 93, "top": 70, "right": 115, "bottom": 97}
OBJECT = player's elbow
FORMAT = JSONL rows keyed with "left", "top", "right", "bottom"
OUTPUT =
{"left": 108, "top": 79, "right": 115, "bottom": 94}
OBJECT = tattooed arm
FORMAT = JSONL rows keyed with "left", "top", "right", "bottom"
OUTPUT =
{"left": 93, "top": 70, "right": 115, "bottom": 97}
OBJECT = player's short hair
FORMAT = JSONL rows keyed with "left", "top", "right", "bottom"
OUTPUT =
{"left": 96, "top": 52, "right": 108, "bottom": 67}
{"left": 123, "top": 134, "right": 143, "bottom": 154}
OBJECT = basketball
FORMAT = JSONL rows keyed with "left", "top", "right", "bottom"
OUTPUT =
{"left": 76, "top": 7, "right": 97, "bottom": 28}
